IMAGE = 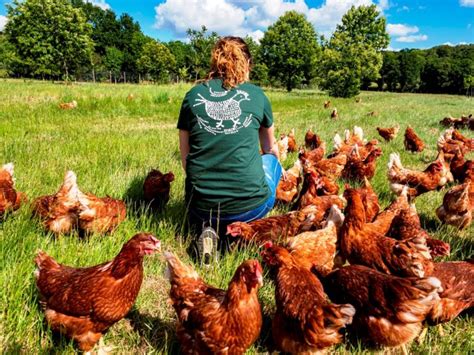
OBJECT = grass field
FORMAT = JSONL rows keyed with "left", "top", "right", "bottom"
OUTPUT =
{"left": 0, "top": 79, "right": 473, "bottom": 354}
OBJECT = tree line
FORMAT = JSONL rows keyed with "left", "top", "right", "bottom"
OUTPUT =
{"left": 0, "top": 0, "right": 472, "bottom": 97}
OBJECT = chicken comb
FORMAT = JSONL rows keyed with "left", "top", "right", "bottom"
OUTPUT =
{"left": 262, "top": 241, "right": 273, "bottom": 249}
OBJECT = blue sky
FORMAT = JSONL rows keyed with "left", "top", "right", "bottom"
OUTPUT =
{"left": 1, "top": 0, "right": 473, "bottom": 50}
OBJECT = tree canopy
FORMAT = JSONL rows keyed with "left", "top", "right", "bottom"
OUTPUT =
{"left": 320, "top": 5, "right": 389, "bottom": 97}
{"left": 5, "top": 0, "right": 93, "bottom": 79}
{"left": 259, "top": 11, "right": 320, "bottom": 91}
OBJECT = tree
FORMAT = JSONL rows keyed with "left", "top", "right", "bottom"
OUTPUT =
{"left": 259, "top": 11, "right": 320, "bottom": 91}
{"left": 137, "top": 40, "right": 176, "bottom": 82}
{"left": 320, "top": 5, "right": 389, "bottom": 97}
{"left": 187, "top": 26, "right": 218, "bottom": 80}
{"left": 166, "top": 40, "right": 193, "bottom": 81}
{"left": 5, "top": 0, "right": 93, "bottom": 79}
{"left": 399, "top": 49, "right": 425, "bottom": 92}
{"left": 104, "top": 47, "right": 124, "bottom": 82}
{"left": 379, "top": 51, "right": 401, "bottom": 91}
{"left": 0, "top": 34, "right": 18, "bottom": 77}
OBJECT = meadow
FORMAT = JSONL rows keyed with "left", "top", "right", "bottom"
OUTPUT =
{"left": 0, "top": 79, "right": 472, "bottom": 354}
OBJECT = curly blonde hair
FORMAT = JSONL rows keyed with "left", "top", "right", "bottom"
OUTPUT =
{"left": 207, "top": 36, "right": 252, "bottom": 89}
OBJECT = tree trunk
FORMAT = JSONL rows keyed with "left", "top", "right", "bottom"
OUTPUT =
{"left": 124, "top": 71, "right": 126, "bottom": 83}
{"left": 109, "top": 71, "right": 112, "bottom": 83}
{"left": 92, "top": 68, "right": 96, "bottom": 83}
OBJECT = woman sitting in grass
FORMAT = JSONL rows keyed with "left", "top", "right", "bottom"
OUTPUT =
{"left": 177, "top": 36, "right": 281, "bottom": 265}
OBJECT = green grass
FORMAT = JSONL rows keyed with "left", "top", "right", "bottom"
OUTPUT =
{"left": 0, "top": 79, "right": 472, "bottom": 354}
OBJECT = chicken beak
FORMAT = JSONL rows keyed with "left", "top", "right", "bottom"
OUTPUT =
{"left": 145, "top": 236, "right": 161, "bottom": 254}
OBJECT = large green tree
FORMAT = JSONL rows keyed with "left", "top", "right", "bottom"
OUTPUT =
{"left": 5, "top": 0, "right": 93, "bottom": 79}
{"left": 320, "top": 5, "right": 389, "bottom": 97}
{"left": 137, "top": 40, "right": 176, "bottom": 82}
{"left": 260, "top": 11, "right": 320, "bottom": 91}
{"left": 187, "top": 26, "right": 218, "bottom": 80}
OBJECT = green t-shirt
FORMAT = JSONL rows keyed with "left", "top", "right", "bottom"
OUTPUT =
{"left": 177, "top": 78, "right": 273, "bottom": 214}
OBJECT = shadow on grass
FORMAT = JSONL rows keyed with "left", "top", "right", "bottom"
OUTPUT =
{"left": 127, "top": 308, "right": 180, "bottom": 354}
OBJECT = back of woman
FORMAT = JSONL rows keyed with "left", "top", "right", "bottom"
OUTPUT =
{"left": 177, "top": 36, "right": 281, "bottom": 264}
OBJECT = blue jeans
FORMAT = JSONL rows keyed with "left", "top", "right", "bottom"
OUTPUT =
{"left": 189, "top": 154, "right": 282, "bottom": 235}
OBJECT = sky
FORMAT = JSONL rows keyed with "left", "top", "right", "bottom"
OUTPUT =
{"left": 0, "top": 0, "right": 473, "bottom": 50}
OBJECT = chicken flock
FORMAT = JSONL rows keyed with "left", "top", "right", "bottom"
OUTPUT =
{"left": 1, "top": 114, "right": 473, "bottom": 354}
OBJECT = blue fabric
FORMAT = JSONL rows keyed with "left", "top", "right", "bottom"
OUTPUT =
{"left": 189, "top": 154, "right": 282, "bottom": 230}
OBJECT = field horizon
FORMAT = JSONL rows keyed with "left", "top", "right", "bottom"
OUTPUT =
{"left": 0, "top": 79, "right": 472, "bottom": 354}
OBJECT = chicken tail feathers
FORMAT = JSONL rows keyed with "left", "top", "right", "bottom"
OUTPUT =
{"left": 324, "top": 205, "right": 345, "bottom": 229}
{"left": 2, "top": 162, "right": 14, "bottom": 176}
{"left": 164, "top": 252, "right": 200, "bottom": 285}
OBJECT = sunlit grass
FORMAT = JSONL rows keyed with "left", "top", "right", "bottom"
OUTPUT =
{"left": 0, "top": 79, "right": 472, "bottom": 353}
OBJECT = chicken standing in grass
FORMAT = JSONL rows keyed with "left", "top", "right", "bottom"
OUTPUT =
{"left": 436, "top": 181, "right": 473, "bottom": 229}
{"left": 59, "top": 100, "right": 77, "bottom": 110}
{"left": 331, "top": 108, "right": 338, "bottom": 119}
{"left": 404, "top": 126, "right": 425, "bottom": 153}
{"left": 33, "top": 171, "right": 82, "bottom": 234}
{"left": 0, "top": 163, "right": 26, "bottom": 216}
{"left": 276, "top": 159, "right": 302, "bottom": 204}
{"left": 143, "top": 169, "right": 175, "bottom": 209}
{"left": 35, "top": 233, "right": 161, "bottom": 353}
{"left": 321, "top": 265, "right": 441, "bottom": 350}
{"left": 377, "top": 125, "right": 400, "bottom": 142}
{"left": 165, "top": 252, "right": 263, "bottom": 354}
{"left": 262, "top": 243, "right": 355, "bottom": 354}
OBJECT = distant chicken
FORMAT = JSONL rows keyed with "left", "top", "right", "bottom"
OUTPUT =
{"left": 262, "top": 244, "right": 355, "bottom": 354}
{"left": 286, "top": 205, "right": 344, "bottom": 276}
{"left": 165, "top": 253, "right": 262, "bottom": 354}
{"left": 143, "top": 169, "right": 175, "bottom": 209}
{"left": 428, "top": 260, "right": 474, "bottom": 324}
{"left": 331, "top": 108, "right": 338, "bottom": 119}
{"left": 322, "top": 265, "right": 441, "bottom": 349}
{"left": 388, "top": 152, "right": 452, "bottom": 197}
{"left": 287, "top": 128, "right": 297, "bottom": 152}
{"left": 342, "top": 144, "right": 382, "bottom": 182}
{"left": 389, "top": 207, "right": 450, "bottom": 258}
{"left": 59, "top": 100, "right": 77, "bottom": 110}
{"left": 226, "top": 206, "right": 318, "bottom": 244}
{"left": 367, "top": 111, "right": 378, "bottom": 117}
{"left": 0, "top": 163, "right": 26, "bottom": 216}
{"left": 376, "top": 125, "right": 400, "bottom": 142}
{"left": 340, "top": 188, "right": 433, "bottom": 278}
{"left": 276, "top": 159, "right": 302, "bottom": 204}
{"left": 436, "top": 181, "right": 473, "bottom": 229}
{"left": 35, "top": 233, "right": 161, "bottom": 352}
{"left": 77, "top": 190, "right": 127, "bottom": 234}
{"left": 33, "top": 171, "right": 82, "bottom": 234}
{"left": 304, "top": 128, "right": 322, "bottom": 149}
{"left": 323, "top": 100, "right": 331, "bottom": 109}
{"left": 127, "top": 93, "right": 135, "bottom": 101}
{"left": 437, "top": 129, "right": 470, "bottom": 160}
{"left": 278, "top": 135, "right": 289, "bottom": 161}
{"left": 404, "top": 126, "right": 425, "bottom": 153}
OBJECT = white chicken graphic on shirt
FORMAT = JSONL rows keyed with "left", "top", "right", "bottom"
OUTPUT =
{"left": 193, "top": 89, "right": 250, "bottom": 131}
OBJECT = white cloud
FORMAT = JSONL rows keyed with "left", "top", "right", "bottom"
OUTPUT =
{"left": 460, "top": 0, "right": 474, "bottom": 7}
{"left": 0, "top": 15, "right": 7, "bottom": 32}
{"left": 397, "top": 5, "right": 409, "bottom": 12}
{"left": 85, "top": 0, "right": 111, "bottom": 10}
{"left": 396, "top": 34, "right": 428, "bottom": 42}
{"left": 154, "top": 0, "right": 379, "bottom": 40}
{"left": 387, "top": 23, "right": 418, "bottom": 36}
{"left": 443, "top": 41, "right": 468, "bottom": 46}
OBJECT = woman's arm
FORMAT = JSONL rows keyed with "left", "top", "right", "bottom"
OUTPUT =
{"left": 179, "top": 129, "right": 190, "bottom": 171}
{"left": 259, "top": 125, "right": 279, "bottom": 158}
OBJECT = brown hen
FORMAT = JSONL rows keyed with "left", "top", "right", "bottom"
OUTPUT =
{"left": 436, "top": 181, "right": 473, "bottom": 229}
{"left": 226, "top": 205, "right": 318, "bottom": 244}
{"left": 304, "top": 128, "right": 323, "bottom": 150}
{"left": 340, "top": 188, "right": 433, "bottom": 277}
{"left": 404, "top": 126, "right": 425, "bottom": 153}
{"left": 276, "top": 159, "right": 302, "bottom": 204}
{"left": 143, "top": 169, "right": 175, "bottom": 209}
{"left": 428, "top": 260, "right": 474, "bottom": 324}
{"left": 33, "top": 171, "right": 82, "bottom": 234}
{"left": 165, "top": 253, "right": 262, "bottom": 354}
{"left": 322, "top": 265, "right": 441, "bottom": 348}
{"left": 0, "top": 163, "right": 26, "bottom": 216}
{"left": 388, "top": 152, "right": 453, "bottom": 197}
{"left": 342, "top": 144, "right": 382, "bottom": 182}
{"left": 286, "top": 205, "right": 344, "bottom": 276}
{"left": 262, "top": 244, "right": 355, "bottom": 354}
{"left": 35, "top": 233, "right": 160, "bottom": 352}
{"left": 376, "top": 125, "right": 399, "bottom": 141}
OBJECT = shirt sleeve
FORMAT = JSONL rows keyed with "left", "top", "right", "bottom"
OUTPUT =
{"left": 261, "top": 93, "right": 274, "bottom": 128}
{"left": 177, "top": 93, "right": 192, "bottom": 131}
